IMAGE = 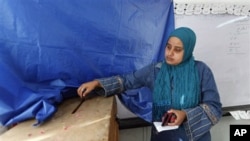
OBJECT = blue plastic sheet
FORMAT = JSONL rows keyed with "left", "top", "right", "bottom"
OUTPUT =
{"left": 0, "top": 0, "right": 174, "bottom": 126}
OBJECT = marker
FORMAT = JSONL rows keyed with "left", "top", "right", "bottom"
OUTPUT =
{"left": 71, "top": 89, "right": 86, "bottom": 114}
{"left": 162, "top": 113, "right": 176, "bottom": 126}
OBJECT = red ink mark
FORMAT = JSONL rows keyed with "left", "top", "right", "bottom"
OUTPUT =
{"left": 63, "top": 126, "right": 69, "bottom": 130}
{"left": 74, "top": 113, "right": 80, "bottom": 118}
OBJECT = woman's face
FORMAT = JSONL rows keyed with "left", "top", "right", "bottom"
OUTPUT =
{"left": 165, "top": 37, "right": 184, "bottom": 65}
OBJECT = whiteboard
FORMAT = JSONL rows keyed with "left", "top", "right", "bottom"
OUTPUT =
{"left": 175, "top": 14, "right": 250, "bottom": 108}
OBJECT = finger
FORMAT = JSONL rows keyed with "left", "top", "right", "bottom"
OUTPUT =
{"left": 167, "top": 122, "right": 176, "bottom": 126}
{"left": 81, "top": 88, "right": 87, "bottom": 98}
{"left": 77, "top": 86, "right": 86, "bottom": 98}
{"left": 77, "top": 87, "right": 83, "bottom": 97}
{"left": 167, "top": 109, "right": 174, "bottom": 113}
{"left": 77, "top": 88, "right": 81, "bottom": 97}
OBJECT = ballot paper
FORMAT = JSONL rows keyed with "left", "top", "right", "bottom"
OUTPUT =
{"left": 153, "top": 122, "right": 179, "bottom": 132}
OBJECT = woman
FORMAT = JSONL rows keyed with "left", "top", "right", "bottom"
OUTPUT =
{"left": 77, "top": 27, "right": 222, "bottom": 141}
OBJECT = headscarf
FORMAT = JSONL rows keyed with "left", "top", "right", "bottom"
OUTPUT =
{"left": 152, "top": 27, "right": 200, "bottom": 121}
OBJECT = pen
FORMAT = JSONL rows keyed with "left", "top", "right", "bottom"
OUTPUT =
{"left": 162, "top": 113, "right": 170, "bottom": 126}
{"left": 71, "top": 88, "right": 86, "bottom": 114}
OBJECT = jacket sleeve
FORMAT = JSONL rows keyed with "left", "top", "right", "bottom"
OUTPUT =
{"left": 96, "top": 76, "right": 124, "bottom": 97}
{"left": 183, "top": 62, "right": 222, "bottom": 141}
{"left": 96, "top": 63, "right": 157, "bottom": 97}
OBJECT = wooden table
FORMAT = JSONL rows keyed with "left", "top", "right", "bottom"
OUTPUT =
{"left": 0, "top": 96, "right": 118, "bottom": 141}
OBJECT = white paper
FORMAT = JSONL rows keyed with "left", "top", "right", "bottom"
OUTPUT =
{"left": 238, "top": 110, "right": 250, "bottom": 119}
{"left": 230, "top": 111, "right": 241, "bottom": 120}
{"left": 230, "top": 111, "right": 250, "bottom": 120}
{"left": 153, "top": 122, "right": 179, "bottom": 132}
{"left": 247, "top": 110, "right": 250, "bottom": 119}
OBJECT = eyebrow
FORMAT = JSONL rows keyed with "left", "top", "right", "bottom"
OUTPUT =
{"left": 167, "top": 43, "right": 183, "bottom": 48}
{"left": 174, "top": 46, "right": 183, "bottom": 49}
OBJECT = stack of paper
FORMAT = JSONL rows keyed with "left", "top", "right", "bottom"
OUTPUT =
{"left": 153, "top": 122, "right": 179, "bottom": 132}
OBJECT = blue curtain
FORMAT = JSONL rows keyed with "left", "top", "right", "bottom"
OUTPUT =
{"left": 0, "top": 0, "right": 174, "bottom": 126}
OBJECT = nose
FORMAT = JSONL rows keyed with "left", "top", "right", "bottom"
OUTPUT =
{"left": 168, "top": 48, "right": 174, "bottom": 56}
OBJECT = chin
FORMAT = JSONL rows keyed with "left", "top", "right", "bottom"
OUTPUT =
{"left": 166, "top": 61, "right": 174, "bottom": 65}
{"left": 166, "top": 61, "right": 178, "bottom": 66}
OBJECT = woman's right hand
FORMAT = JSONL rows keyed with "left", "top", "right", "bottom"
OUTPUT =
{"left": 77, "top": 80, "right": 101, "bottom": 98}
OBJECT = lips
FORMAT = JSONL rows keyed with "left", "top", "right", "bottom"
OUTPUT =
{"left": 167, "top": 57, "right": 174, "bottom": 61}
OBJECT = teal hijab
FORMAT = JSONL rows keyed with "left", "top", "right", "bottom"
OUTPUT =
{"left": 152, "top": 27, "right": 200, "bottom": 121}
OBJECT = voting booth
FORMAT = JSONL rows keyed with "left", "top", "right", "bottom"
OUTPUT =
{"left": 0, "top": 0, "right": 174, "bottom": 139}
